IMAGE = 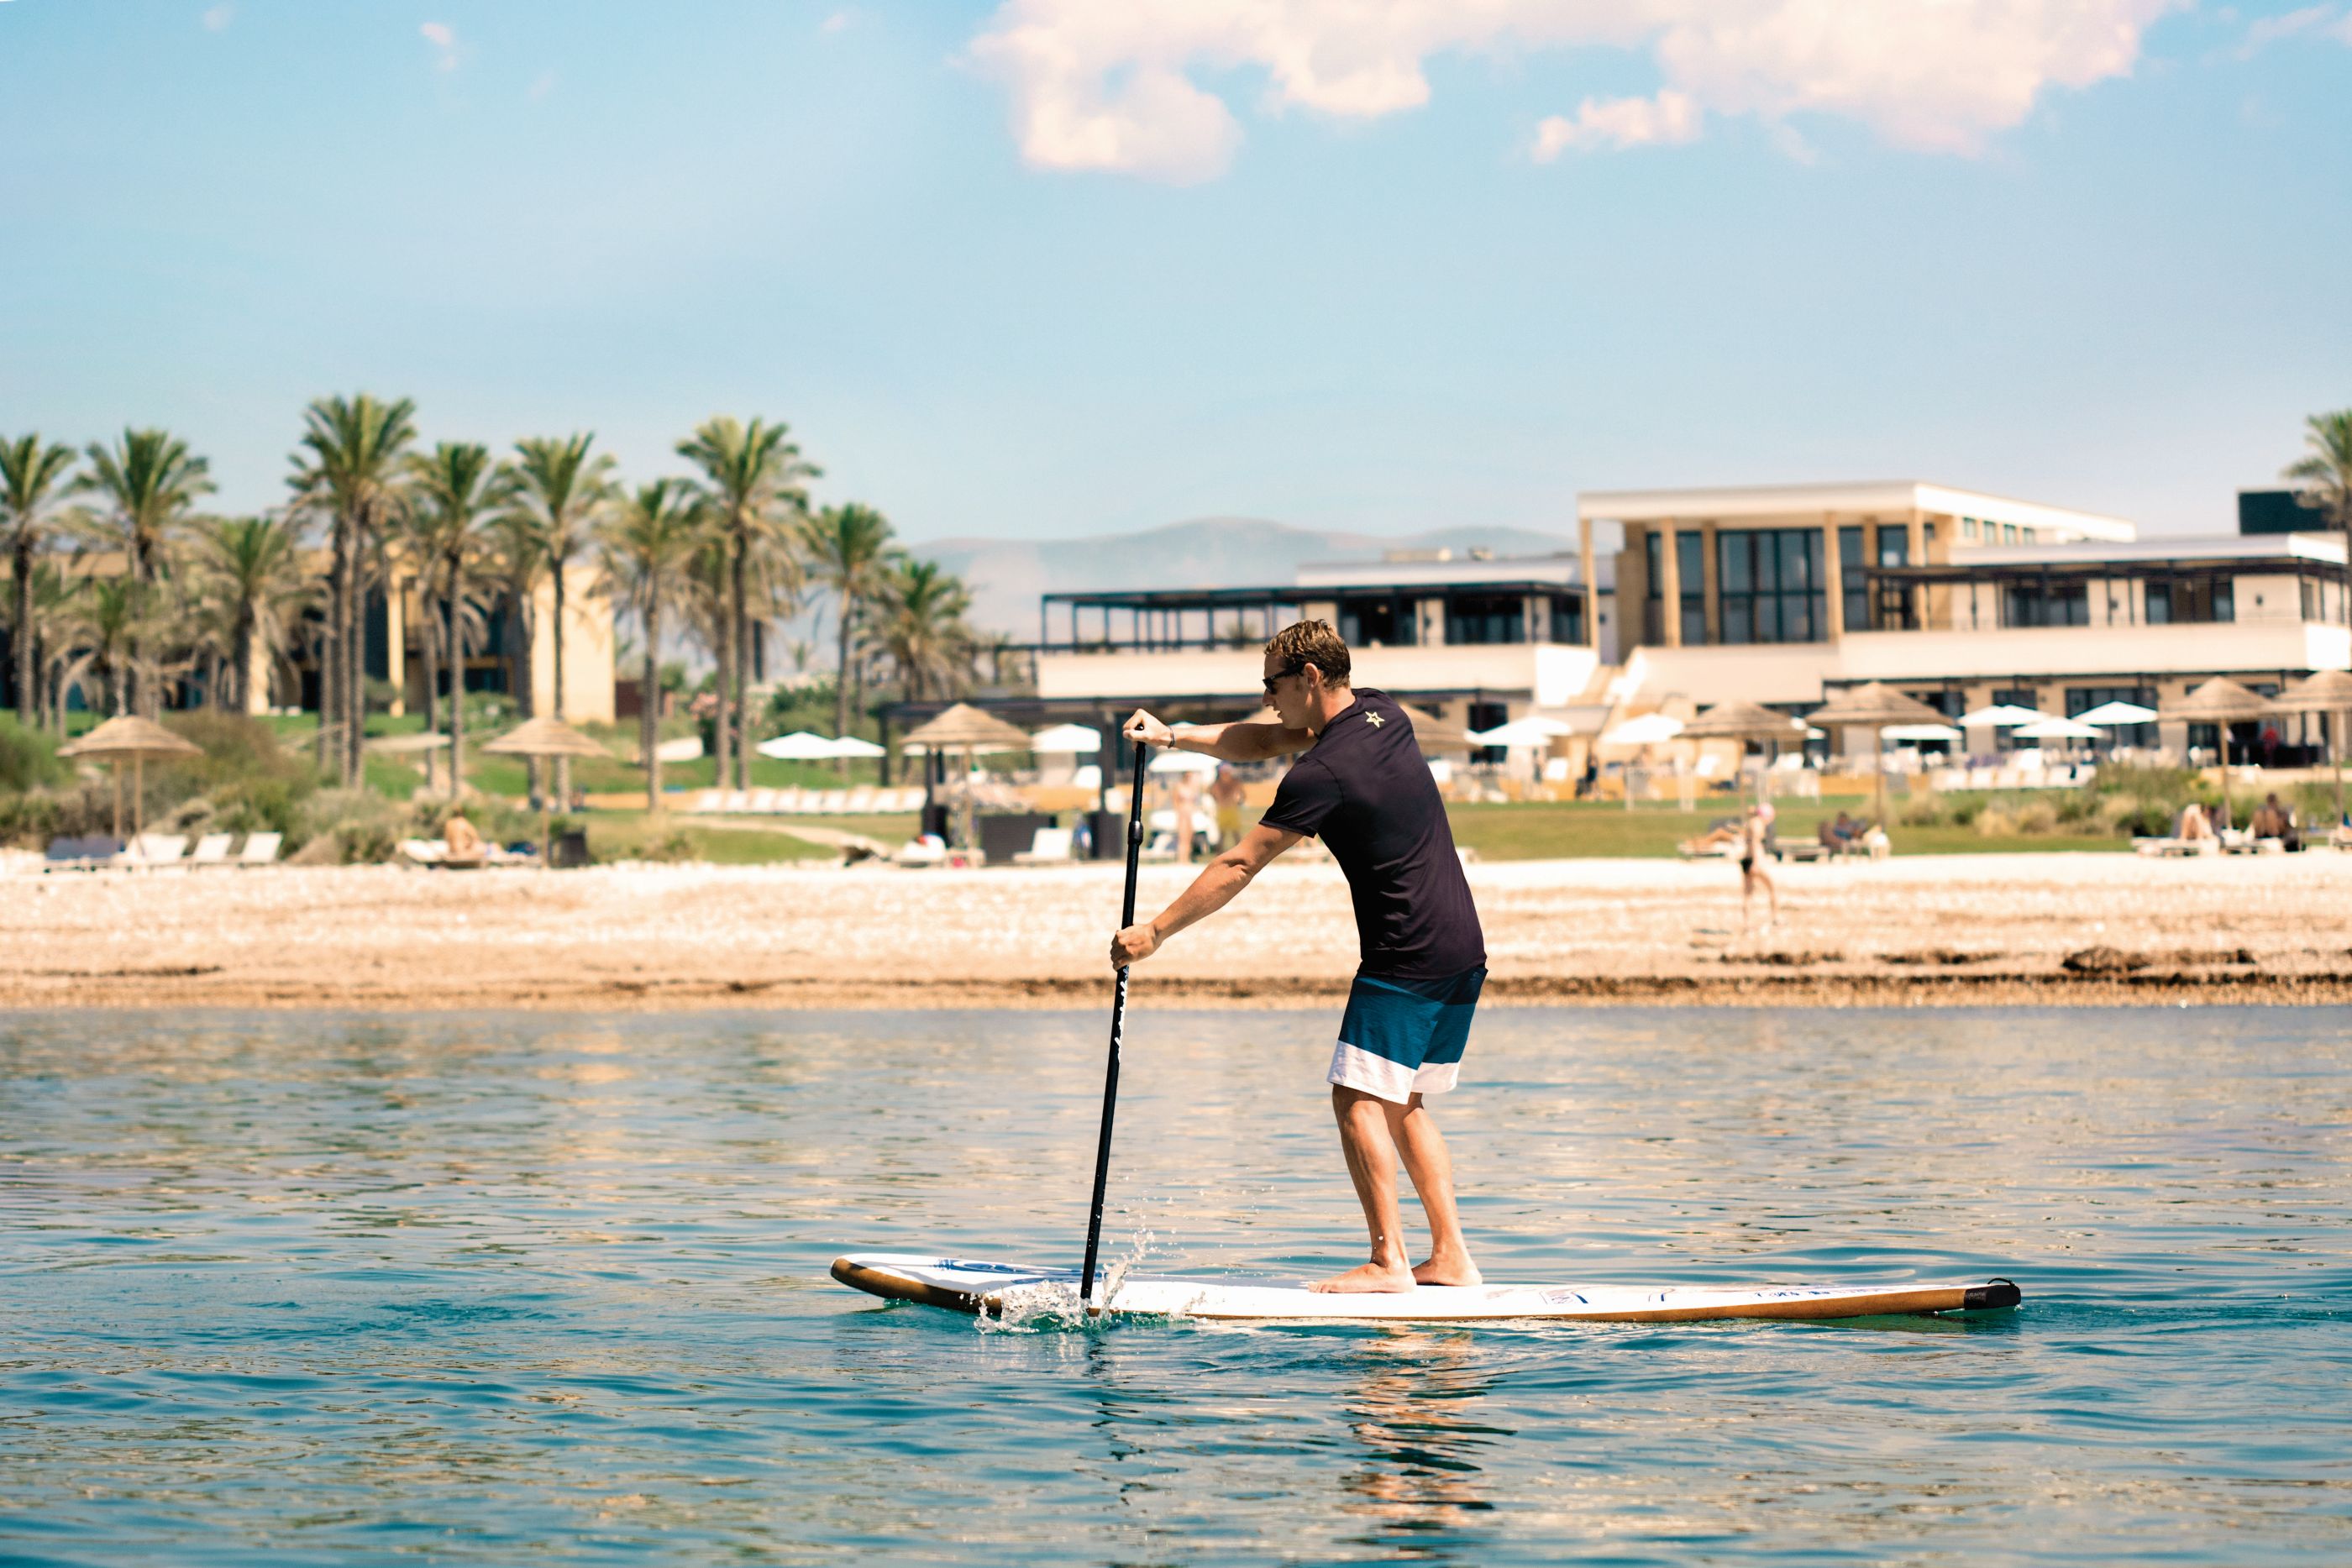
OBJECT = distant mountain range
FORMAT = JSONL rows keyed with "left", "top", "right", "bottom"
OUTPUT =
{"left": 917, "top": 517, "right": 1583, "bottom": 637}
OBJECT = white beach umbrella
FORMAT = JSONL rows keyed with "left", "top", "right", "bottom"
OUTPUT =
{"left": 1467, "top": 716, "right": 1574, "bottom": 748}
{"left": 1957, "top": 705, "right": 2048, "bottom": 729}
{"left": 1601, "top": 712, "right": 1685, "bottom": 747}
{"left": 827, "top": 736, "right": 887, "bottom": 759}
{"left": 1878, "top": 723, "right": 1964, "bottom": 742}
{"left": 2013, "top": 715, "right": 2104, "bottom": 741}
{"left": 1147, "top": 749, "right": 1223, "bottom": 776}
{"left": 757, "top": 731, "right": 848, "bottom": 760}
{"left": 2075, "top": 700, "right": 2158, "bottom": 727}
{"left": 654, "top": 735, "right": 705, "bottom": 763}
{"left": 1030, "top": 722, "right": 1103, "bottom": 754}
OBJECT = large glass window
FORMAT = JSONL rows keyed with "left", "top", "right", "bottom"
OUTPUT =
{"left": 1446, "top": 593, "right": 1525, "bottom": 645}
{"left": 1643, "top": 532, "right": 1662, "bottom": 644}
{"left": 1547, "top": 591, "right": 1585, "bottom": 645}
{"left": 2003, "top": 579, "right": 2090, "bottom": 627}
{"left": 1874, "top": 527, "right": 1914, "bottom": 630}
{"left": 1677, "top": 532, "right": 1706, "bottom": 645}
{"left": 2066, "top": 685, "right": 2158, "bottom": 749}
{"left": 1718, "top": 528, "right": 1827, "bottom": 645}
{"left": 1992, "top": 686, "right": 2041, "bottom": 753}
{"left": 1838, "top": 525, "right": 1869, "bottom": 633}
{"left": 2145, "top": 574, "right": 2234, "bottom": 624}
{"left": 1338, "top": 595, "right": 1416, "bottom": 648}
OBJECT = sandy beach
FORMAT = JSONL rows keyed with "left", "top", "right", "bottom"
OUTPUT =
{"left": 8, "top": 850, "right": 2350, "bottom": 1009}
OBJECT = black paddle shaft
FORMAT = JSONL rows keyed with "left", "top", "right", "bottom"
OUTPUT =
{"left": 1080, "top": 739, "right": 1151, "bottom": 1311}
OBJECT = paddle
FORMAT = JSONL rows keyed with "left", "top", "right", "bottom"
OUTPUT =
{"left": 1080, "top": 738, "right": 1150, "bottom": 1314}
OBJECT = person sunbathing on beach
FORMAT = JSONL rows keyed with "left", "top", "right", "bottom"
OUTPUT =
{"left": 1111, "top": 620, "right": 1486, "bottom": 1295}
{"left": 2176, "top": 801, "right": 2216, "bottom": 842}
{"left": 2250, "top": 792, "right": 2299, "bottom": 848}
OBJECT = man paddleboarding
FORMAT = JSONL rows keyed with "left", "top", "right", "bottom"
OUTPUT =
{"left": 1112, "top": 621, "right": 1486, "bottom": 1294}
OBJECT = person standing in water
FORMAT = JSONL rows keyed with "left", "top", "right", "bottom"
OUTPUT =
{"left": 1740, "top": 801, "right": 1778, "bottom": 933}
{"left": 1112, "top": 621, "right": 1485, "bottom": 1294}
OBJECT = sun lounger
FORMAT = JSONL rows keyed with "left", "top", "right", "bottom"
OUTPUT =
{"left": 123, "top": 833, "right": 188, "bottom": 869}
{"left": 189, "top": 832, "right": 235, "bottom": 868}
{"left": 772, "top": 787, "right": 806, "bottom": 814}
{"left": 237, "top": 831, "right": 284, "bottom": 868}
{"left": 42, "top": 835, "right": 124, "bottom": 872}
{"left": 2132, "top": 836, "right": 2222, "bottom": 857}
{"left": 1010, "top": 826, "right": 1077, "bottom": 865}
{"left": 843, "top": 785, "right": 877, "bottom": 813}
{"left": 398, "top": 837, "right": 446, "bottom": 866}
{"left": 815, "top": 789, "right": 848, "bottom": 814}
{"left": 2220, "top": 831, "right": 2285, "bottom": 856}
{"left": 748, "top": 788, "right": 780, "bottom": 814}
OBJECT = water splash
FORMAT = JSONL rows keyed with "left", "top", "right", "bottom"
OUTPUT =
{"left": 976, "top": 1225, "right": 1159, "bottom": 1333}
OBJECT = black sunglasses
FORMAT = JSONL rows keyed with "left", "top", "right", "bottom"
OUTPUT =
{"left": 1262, "top": 662, "right": 1305, "bottom": 695}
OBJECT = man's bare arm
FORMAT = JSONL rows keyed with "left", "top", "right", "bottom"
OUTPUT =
{"left": 1123, "top": 710, "right": 1313, "bottom": 763}
{"left": 1109, "top": 822, "right": 1301, "bottom": 968}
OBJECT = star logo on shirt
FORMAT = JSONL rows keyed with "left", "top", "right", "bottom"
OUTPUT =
{"left": 1364, "top": 711, "right": 1384, "bottom": 727}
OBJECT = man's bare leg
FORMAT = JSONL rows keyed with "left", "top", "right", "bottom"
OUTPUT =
{"left": 1310, "top": 1086, "right": 1416, "bottom": 1293}
{"left": 1392, "top": 1093, "right": 1480, "bottom": 1286}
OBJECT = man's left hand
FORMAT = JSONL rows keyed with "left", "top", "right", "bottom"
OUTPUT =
{"left": 1110, "top": 922, "right": 1159, "bottom": 969}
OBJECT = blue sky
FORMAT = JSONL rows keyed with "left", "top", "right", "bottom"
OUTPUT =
{"left": 2, "top": 0, "right": 2347, "bottom": 543}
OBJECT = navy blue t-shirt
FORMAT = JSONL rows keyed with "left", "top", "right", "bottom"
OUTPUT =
{"left": 1257, "top": 688, "right": 1486, "bottom": 981}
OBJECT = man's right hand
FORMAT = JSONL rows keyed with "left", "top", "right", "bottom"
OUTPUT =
{"left": 1123, "top": 710, "right": 1174, "bottom": 748}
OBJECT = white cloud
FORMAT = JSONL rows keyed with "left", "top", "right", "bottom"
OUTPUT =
{"left": 821, "top": 10, "right": 852, "bottom": 34}
{"left": 2236, "top": 3, "right": 2339, "bottom": 55}
{"left": 1532, "top": 90, "right": 1699, "bottom": 159}
{"left": 970, "top": 0, "right": 2173, "bottom": 180}
{"left": 420, "top": 20, "right": 460, "bottom": 71}
{"left": 202, "top": 4, "right": 234, "bottom": 31}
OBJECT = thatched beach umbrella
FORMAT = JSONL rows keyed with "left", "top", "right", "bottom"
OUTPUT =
{"left": 365, "top": 729, "right": 452, "bottom": 792}
{"left": 1398, "top": 704, "right": 1473, "bottom": 754}
{"left": 1679, "top": 701, "right": 1809, "bottom": 807}
{"left": 1809, "top": 683, "right": 1950, "bottom": 826}
{"left": 2159, "top": 678, "right": 2280, "bottom": 825}
{"left": 900, "top": 702, "right": 1034, "bottom": 845}
{"left": 2271, "top": 669, "right": 2352, "bottom": 827}
{"left": 60, "top": 715, "right": 203, "bottom": 841}
{"left": 482, "top": 717, "right": 610, "bottom": 862}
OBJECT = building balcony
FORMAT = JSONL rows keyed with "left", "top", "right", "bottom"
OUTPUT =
{"left": 1837, "top": 619, "right": 2349, "bottom": 681}
{"left": 1034, "top": 642, "right": 1601, "bottom": 708}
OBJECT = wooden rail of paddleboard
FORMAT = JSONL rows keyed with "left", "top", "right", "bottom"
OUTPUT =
{"left": 829, "top": 1257, "right": 2022, "bottom": 1323}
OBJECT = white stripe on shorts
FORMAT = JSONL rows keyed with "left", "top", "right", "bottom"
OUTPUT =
{"left": 1327, "top": 1041, "right": 1462, "bottom": 1104}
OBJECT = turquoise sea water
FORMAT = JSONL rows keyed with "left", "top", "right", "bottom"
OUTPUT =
{"left": 2, "top": 1005, "right": 2346, "bottom": 1565}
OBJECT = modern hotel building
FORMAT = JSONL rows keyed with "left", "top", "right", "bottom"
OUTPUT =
{"left": 1018, "top": 481, "right": 2348, "bottom": 758}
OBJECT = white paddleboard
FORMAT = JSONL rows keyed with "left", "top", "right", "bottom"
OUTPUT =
{"left": 831, "top": 1254, "right": 2023, "bottom": 1324}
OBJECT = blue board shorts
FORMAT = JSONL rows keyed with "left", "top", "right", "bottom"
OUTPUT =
{"left": 1326, "top": 966, "right": 1486, "bottom": 1104}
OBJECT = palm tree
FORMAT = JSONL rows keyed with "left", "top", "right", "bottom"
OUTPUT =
{"left": 874, "top": 557, "right": 975, "bottom": 704}
{"left": 76, "top": 428, "right": 212, "bottom": 716}
{"left": 410, "top": 442, "right": 496, "bottom": 798}
{"left": 502, "top": 433, "right": 616, "bottom": 803}
{"left": 484, "top": 507, "right": 551, "bottom": 804}
{"left": 69, "top": 577, "right": 158, "bottom": 718}
{"left": 193, "top": 514, "right": 308, "bottom": 716}
{"left": 28, "top": 560, "right": 82, "bottom": 732}
{"left": 2288, "top": 410, "right": 2352, "bottom": 532}
{"left": 289, "top": 395, "right": 417, "bottom": 783}
{"left": 600, "top": 479, "right": 705, "bottom": 810}
{"left": 1, "top": 433, "right": 77, "bottom": 725}
{"left": 804, "top": 502, "right": 895, "bottom": 748}
{"left": 675, "top": 417, "right": 818, "bottom": 791}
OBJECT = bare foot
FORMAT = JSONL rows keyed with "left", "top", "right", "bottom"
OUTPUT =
{"left": 1412, "top": 1255, "right": 1482, "bottom": 1287}
{"left": 1308, "top": 1261, "right": 1417, "bottom": 1294}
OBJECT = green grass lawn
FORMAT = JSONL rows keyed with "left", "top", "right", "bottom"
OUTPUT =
{"left": 1441, "top": 798, "right": 2128, "bottom": 860}
{"left": 582, "top": 812, "right": 833, "bottom": 864}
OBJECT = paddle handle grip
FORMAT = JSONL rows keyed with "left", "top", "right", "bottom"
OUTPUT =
{"left": 1080, "top": 739, "right": 1150, "bottom": 1311}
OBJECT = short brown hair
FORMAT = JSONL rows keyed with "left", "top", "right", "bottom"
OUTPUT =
{"left": 1264, "top": 619, "right": 1351, "bottom": 685}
